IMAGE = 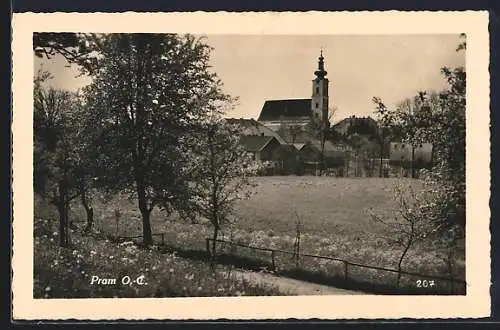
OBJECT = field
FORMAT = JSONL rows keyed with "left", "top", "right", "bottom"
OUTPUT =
{"left": 36, "top": 176, "right": 465, "bottom": 293}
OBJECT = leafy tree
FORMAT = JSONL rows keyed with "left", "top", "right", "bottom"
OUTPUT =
{"left": 369, "top": 37, "right": 466, "bottom": 280}
{"left": 33, "top": 32, "right": 82, "bottom": 62}
{"left": 82, "top": 33, "right": 231, "bottom": 246}
{"left": 185, "top": 115, "right": 260, "bottom": 268}
{"left": 33, "top": 32, "right": 106, "bottom": 76}
{"left": 373, "top": 97, "right": 406, "bottom": 177}
{"left": 34, "top": 72, "right": 87, "bottom": 246}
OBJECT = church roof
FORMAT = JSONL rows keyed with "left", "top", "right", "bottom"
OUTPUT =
{"left": 239, "top": 135, "right": 277, "bottom": 152}
{"left": 257, "top": 99, "right": 312, "bottom": 121}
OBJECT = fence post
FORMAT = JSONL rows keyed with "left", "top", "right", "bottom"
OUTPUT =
{"left": 271, "top": 250, "right": 276, "bottom": 271}
{"left": 161, "top": 233, "right": 165, "bottom": 246}
{"left": 344, "top": 261, "right": 349, "bottom": 281}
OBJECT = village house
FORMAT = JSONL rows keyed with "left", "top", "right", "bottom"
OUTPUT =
{"left": 239, "top": 135, "right": 282, "bottom": 163}
{"left": 230, "top": 51, "right": 433, "bottom": 178}
{"left": 225, "top": 118, "right": 287, "bottom": 144}
{"left": 332, "top": 115, "right": 379, "bottom": 137}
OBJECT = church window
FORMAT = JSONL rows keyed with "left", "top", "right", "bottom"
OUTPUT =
{"left": 316, "top": 86, "right": 319, "bottom": 94}
{"left": 315, "top": 102, "right": 319, "bottom": 108}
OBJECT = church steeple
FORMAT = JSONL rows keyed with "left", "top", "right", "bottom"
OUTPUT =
{"left": 314, "top": 49, "right": 328, "bottom": 79}
{"left": 311, "top": 49, "right": 330, "bottom": 130}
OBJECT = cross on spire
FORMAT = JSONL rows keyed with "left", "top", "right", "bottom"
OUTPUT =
{"left": 314, "top": 47, "right": 327, "bottom": 79}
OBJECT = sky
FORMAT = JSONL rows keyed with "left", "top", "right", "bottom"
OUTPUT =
{"left": 35, "top": 34, "right": 465, "bottom": 122}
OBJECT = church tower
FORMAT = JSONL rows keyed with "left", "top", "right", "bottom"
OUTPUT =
{"left": 311, "top": 50, "right": 329, "bottom": 130}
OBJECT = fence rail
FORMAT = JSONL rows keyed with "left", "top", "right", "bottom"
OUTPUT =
{"left": 38, "top": 215, "right": 464, "bottom": 292}
{"left": 96, "top": 231, "right": 465, "bottom": 287}
{"left": 206, "top": 238, "right": 465, "bottom": 285}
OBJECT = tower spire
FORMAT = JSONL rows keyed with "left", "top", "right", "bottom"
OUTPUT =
{"left": 314, "top": 49, "right": 327, "bottom": 79}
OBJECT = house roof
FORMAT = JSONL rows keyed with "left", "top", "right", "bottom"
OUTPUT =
{"left": 292, "top": 143, "right": 307, "bottom": 151}
{"left": 239, "top": 135, "right": 277, "bottom": 152}
{"left": 257, "top": 99, "right": 312, "bottom": 121}
{"left": 225, "top": 118, "right": 287, "bottom": 144}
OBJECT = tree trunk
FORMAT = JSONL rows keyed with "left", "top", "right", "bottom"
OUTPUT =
{"left": 379, "top": 131, "right": 385, "bottom": 178}
{"left": 411, "top": 144, "right": 416, "bottom": 179}
{"left": 319, "top": 128, "right": 326, "bottom": 176}
{"left": 58, "top": 179, "right": 70, "bottom": 247}
{"left": 379, "top": 149, "right": 384, "bottom": 178}
{"left": 345, "top": 156, "right": 349, "bottom": 177}
{"left": 140, "top": 208, "right": 153, "bottom": 246}
{"left": 208, "top": 128, "right": 219, "bottom": 270}
{"left": 137, "top": 184, "right": 153, "bottom": 246}
{"left": 396, "top": 237, "right": 413, "bottom": 287}
{"left": 80, "top": 188, "right": 94, "bottom": 233}
{"left": 210, "top": 225, "right": 219, "bottom": 270}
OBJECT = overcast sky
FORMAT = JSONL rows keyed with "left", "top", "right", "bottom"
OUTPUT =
{"left": 35, "top": 34, "right": 465, "bottom": 122}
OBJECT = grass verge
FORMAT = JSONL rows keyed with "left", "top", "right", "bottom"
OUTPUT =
{"left": 34, "top": 218, "right": 290, "bottom": 298}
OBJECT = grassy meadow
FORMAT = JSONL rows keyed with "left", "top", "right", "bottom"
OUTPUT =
{"left": 35, "top": 176, "right": 465, "bottom": 294}
{"left": 34, "top": 218, "right": 289, "bottom": 298}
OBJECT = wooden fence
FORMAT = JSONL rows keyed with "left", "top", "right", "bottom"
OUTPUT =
{"left": 97, "top": 229, "right": 465, "bottom": 293}
{"left": 205, "top": 238, "right": 466, "bottom": 290}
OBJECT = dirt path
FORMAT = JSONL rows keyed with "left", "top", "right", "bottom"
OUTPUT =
{"left": 232, "top": 269, "right": 366, "bottom": 295}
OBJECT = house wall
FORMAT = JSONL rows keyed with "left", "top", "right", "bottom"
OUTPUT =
{"left": 259, "top": 138, "right": 282, "bottom": 161}
{"left": 260, "top": 118, "right": 310, "bottom": 132}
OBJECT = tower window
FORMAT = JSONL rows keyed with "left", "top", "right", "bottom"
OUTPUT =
{"left": 316, "top": 86, "right": 319, "bottom": 94}
{"left": 315, "top": 102, "right": 319, "bottom": 108}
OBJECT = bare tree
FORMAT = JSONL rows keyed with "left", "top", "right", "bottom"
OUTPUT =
{"left": 317, "top": 106, "right": 337, "bottom": 176}
{"left": 369, "top": 181, "right": 443, "bottom": 287}
{"left": 187, "top": 115, "right": 261, "bottom": 269}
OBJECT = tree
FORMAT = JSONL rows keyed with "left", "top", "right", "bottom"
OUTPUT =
{"left": 316, "top": 106, "right": 336, "bottom": 176}
{"left": 73, "top": 145, "right": 98, "bottom": 234}
{"left": 372, "top": 97, "right": 395, "bottom": 177}
{"left": 369, "top": 37, "right": 466, "bottom": 276}
{"left": 82, "top": 33, "right": 232, "bottom": 246}
{"left": 186, "top": 115, "right": 260, "bottom": 268}
{"left": 34, "top": 72, "right": 87, "bottom": 246}
{"left": 373, "top": 64, "right": 464, "bottom": 180}
{"left": 369, "top": 180, "right": 447, "bottom": 287}
{"left": 33, "top": 33, "right": 100, "bottom": 235}
{"left": 33, "top": 33, "right": 82, "bottom": 63}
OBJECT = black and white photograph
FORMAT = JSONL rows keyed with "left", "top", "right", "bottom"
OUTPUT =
{"left": 12, "top": 11, "right": 490, "bottom": 320}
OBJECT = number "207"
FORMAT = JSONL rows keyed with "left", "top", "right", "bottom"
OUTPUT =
{"left": 416, "top": 280, "right": 435, "bottom": 288}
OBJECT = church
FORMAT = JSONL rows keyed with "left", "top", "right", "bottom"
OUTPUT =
{"left": 257, "top": 51, "right": 330, "bottom": 134}
{"left": 233, "top": 50, "right": 433, "bottom": 177}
